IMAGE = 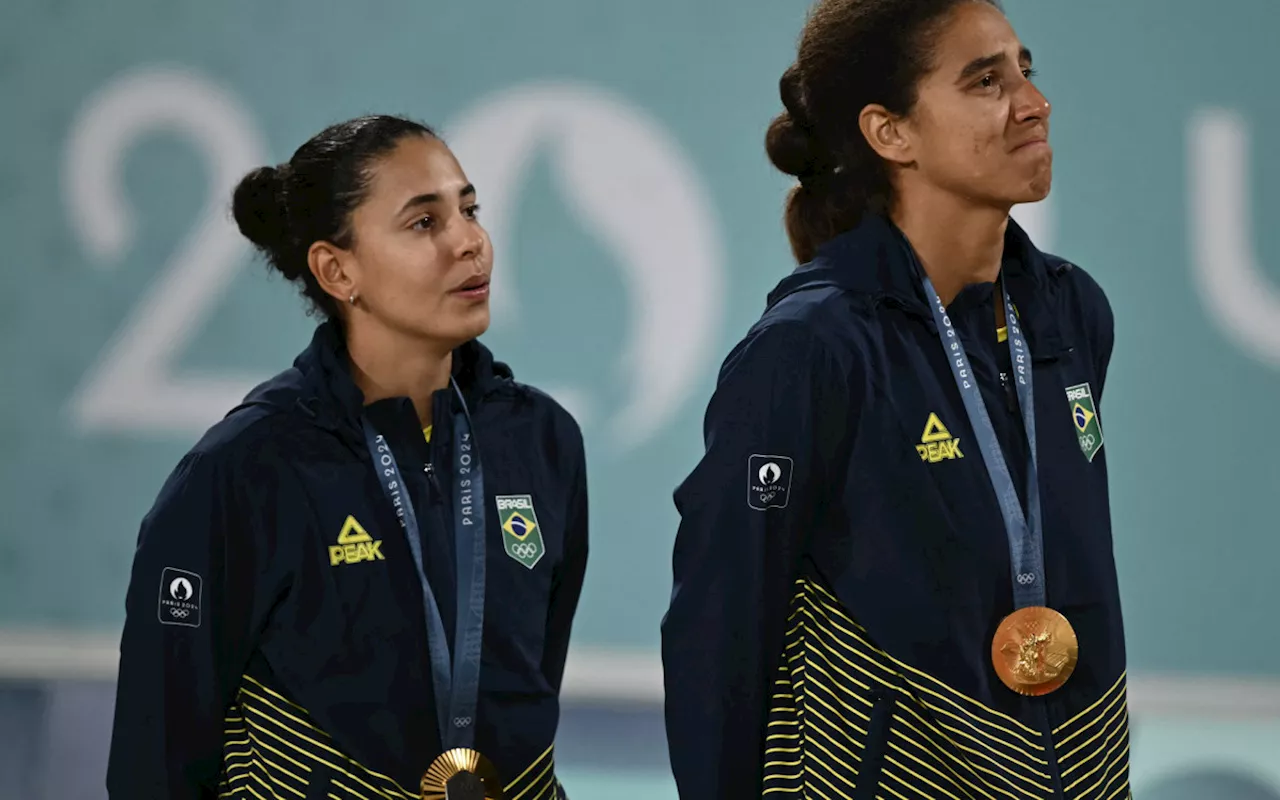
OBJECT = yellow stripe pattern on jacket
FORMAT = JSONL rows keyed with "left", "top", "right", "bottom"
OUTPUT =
{"left": 763, "top": 578, "right": 1130, "bottom": 799}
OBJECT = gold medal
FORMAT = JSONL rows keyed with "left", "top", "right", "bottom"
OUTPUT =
{"left": 991, "top": 606, "right": 1079, "bottom": 696}
{"left": 420, "top": 748, "right": 504, "bottom": 800}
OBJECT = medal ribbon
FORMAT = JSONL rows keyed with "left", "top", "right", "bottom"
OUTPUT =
{"left": 912, "top": 250, "right": 1046, "bottom": 610}
{"left": 362, "top": 378, "right": 486, "bottom": 750}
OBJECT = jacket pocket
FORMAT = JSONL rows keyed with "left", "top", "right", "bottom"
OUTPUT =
{"left": 853, "top": 690, "right": 896, "bottom": 800}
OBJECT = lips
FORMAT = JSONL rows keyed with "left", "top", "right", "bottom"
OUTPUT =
{"left": 454, "top": 275, "right": 489, "bottom": 292}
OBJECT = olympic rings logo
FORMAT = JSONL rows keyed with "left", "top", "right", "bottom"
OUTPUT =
{"left": 510, "top": 542, "right": 539, "bottom": 560}
{"left": 169, "top": 608, "right": 190, "bottom": 618}
{"left": 1016, "top": 573, "right": 1036, "bottom": 586}
{"left": 453, "top": 717, "right": 472, "bottom": 728}
{"left": 1079, "top": 433, "right": 1097, "bottom": 449}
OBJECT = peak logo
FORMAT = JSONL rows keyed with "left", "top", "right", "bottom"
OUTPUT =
{"left": 330, "top": 515, "right": 384, "bottom": 567}
{"left": 917, "top": 413, "right": 964, "bottom": 464}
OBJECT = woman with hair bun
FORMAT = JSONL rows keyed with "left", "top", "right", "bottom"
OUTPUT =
{"left": 662, "top": 1, "right": 1129, "bottom": 797}
{"left": 108, "top": 115, "right": 588, "bottom": 800}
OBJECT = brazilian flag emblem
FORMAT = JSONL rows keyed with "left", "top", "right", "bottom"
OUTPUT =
{"left": 1065, "top": 383, "right": 1104, "bottom": 462}
{"left": 496, "top": 494, "right": 546, "bottom": 569}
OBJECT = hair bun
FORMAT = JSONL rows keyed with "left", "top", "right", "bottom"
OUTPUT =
{"left": 231, "top": 165, "right": 297, "bottom": 275}
{"left": 766, "top": 113, "right": 821, "bottom": 181}
{"left": 765, "top": 64, "right": 835, "bottom": 183}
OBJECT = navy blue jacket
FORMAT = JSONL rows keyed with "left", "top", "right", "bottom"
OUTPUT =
{"left": 107, "top": 322, "right": 588, "bottom": 800}
{"left": 661, "top": 214, "right": 1126, "bottom": 799}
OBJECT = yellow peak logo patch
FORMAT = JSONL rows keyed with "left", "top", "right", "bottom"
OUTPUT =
{"left": 329, "top": 515, "right": 385, "bottom": 566}
{"left": 917, "top": 412, "right": 964, "bottom": 463}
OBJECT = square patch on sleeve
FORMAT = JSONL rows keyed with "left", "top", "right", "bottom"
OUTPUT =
{"left": 158, "top": 567, "right": 202, "bottom": 628}
{"left": 748, "top": 455, "right": 794, "bottom": 511}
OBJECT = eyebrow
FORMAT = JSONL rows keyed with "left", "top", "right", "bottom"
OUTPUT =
{"left": 397, "top": 183, "right": 476, "bottom": 215}
{"left": 957, "top": 47, "right": 1033, "bottom": 82}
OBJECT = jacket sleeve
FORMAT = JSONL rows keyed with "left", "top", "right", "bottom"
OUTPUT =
{"left": 1072, "top": 263, "right": 1116, "bottom": 401}
{"left": 541, "top": 426, "right": 589, "bottom": 693}
{"left": 660, "top": 320, "right": 850, "bottom": 799}
{"left": 1093, "top": 285, "right": 1115, "bottom": 401}
{"left": 107, "top": 448, "right": 282, "bottom": 799}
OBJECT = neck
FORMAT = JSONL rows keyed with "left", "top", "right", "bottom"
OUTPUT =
{"left": 345, "top": 322, "right": 453, "bottom": 428}
{"left": 891, "top": 188, "right": 1010, "bottom": 306}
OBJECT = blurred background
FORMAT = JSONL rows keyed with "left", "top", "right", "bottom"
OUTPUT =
{"left": 3, "top": 0, "right": 1280, "bottom": 797}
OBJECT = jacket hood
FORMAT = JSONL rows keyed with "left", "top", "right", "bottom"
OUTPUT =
{"left": 230, "top": 321, "right": 514, "bottom": 435}
{"left": 764, "top": 212, "right": 1070, "bottom": 353}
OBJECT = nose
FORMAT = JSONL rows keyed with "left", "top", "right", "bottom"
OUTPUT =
{"left": 452, "top": 217, "right": 485, "bottom": 262}
{"left": 1013, "top": 78, "right": 1051, "bottom": 125}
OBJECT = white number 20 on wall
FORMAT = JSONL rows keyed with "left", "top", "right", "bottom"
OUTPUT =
{"left": 60, "top": 65, "right": 730, "bottom": 449}
{"left": 62, "top": 66, "right": 269, "bottom": 434}
{"left": 61, "top": 65, "right": 1280, "bottom": 443}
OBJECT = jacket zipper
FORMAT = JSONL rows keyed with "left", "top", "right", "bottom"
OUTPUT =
{"left": 1003, "top": 374, "right": 1018, "bottom": 414}
{"left": 423, "top": 390, "right": 449, "bottom": 501}
{"left": 424, "top": 461, "right": 441, "bottom": 494}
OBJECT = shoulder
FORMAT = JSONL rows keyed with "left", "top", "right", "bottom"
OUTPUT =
{"left": 136, "top": 406, "right": 320, "bottom": 566}
{"left": 157, "top": 388, "right": 313, "bottom": 507}
{"left": 200, "top": 399, "right": 304, "bottom": 467}
{"left": 1040, "top": 253, "right": 1115, "bottom": 349}
{"left": 764, "top": 279, "right": 873, "bottom": 339}
{"left": 511, "top": 381, "right": 583, "bottom": 443}
{"left": 707, "top": 315, "right": 854, "bottom": 412}
{"left": 724, "top": 285, "right": 872, "bottom": 390}
{"left": 465, "top": 340, "right": 582, "bottom": 452}
{"left": 1047, "top": 255, "right": 1112, "bottom": 316}
{"left": 137, "top": 411, "right": 283, "bottom": 535}
{"left": 481, "top": 376, "right": 587, "bottom": 480}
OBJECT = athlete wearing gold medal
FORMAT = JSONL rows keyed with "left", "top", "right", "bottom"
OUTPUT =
{"left": 662, "top": 1, "right": 1128, "bottom": 797}
{"left": 107, "top": 116, "right": 587, "bottom": 800}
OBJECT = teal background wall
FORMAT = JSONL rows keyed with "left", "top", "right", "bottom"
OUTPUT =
{"left": 3, "top": 0, "right": 1280, "bottom": 796}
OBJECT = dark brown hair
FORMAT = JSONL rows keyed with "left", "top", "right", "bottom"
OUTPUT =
{"left": 231, "top": 115, "right": 438, "bottom": 319}
{"left": 765, "top": 0, "right": 1001, "bottom": 263}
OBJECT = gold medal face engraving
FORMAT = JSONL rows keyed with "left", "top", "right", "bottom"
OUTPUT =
{"left": 992, "top": 606, "right": 1079, "bottom": 696}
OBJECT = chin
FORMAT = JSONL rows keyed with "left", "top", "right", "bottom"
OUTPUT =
{"left": 1014, "top": 186, "right": 1051, "bottom": 205}
{"left": 1008, "top": 173, "right": 1052, "bottom": 205}
{"left": 1026, "top": 162, "right": 1053, "bottom": 200}
{"left": 449, "top": 308, "right": 492, "bottom": 344}
{"left": 406, "top": 310, "right": 491, "bottom": 352}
